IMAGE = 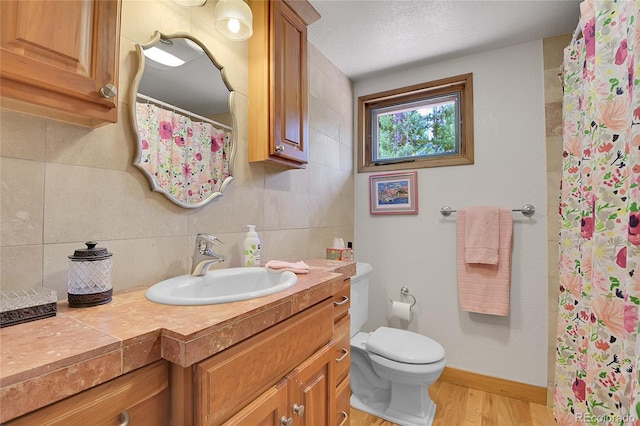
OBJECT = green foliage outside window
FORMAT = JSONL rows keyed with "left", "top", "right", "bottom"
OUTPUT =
{"left": 376, "top": 104, "right": 456, "bottom": 160}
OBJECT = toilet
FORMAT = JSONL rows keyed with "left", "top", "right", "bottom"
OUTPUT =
{"left": 349, "top": 262, "right": 446, "bottom": 426}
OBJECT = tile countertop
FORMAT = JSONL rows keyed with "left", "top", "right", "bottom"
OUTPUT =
{"left": 0, "top": 259, "right": 355, "bottom": 422}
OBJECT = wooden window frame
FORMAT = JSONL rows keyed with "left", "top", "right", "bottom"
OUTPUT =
{"left": 357, "top": 73, "right": 474, "bottom": 173}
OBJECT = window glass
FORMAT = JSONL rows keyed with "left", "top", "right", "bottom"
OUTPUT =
{"left": 358, "top": 73, "right": 473, "bottom": 172}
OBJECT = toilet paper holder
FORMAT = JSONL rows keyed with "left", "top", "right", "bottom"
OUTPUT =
{"left": 390, "top": 286, "right": 416, "bottom": 308}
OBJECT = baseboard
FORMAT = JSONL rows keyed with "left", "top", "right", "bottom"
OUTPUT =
{"left": 437, "top": 367, "right": 547, "bottom": 405}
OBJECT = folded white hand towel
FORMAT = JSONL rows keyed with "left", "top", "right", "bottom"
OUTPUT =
{"left": 265, "top": 260, "right": 310, "bottom": 274}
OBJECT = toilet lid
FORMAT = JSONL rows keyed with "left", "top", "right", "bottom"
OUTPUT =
{"left": 366, "top": 327, "right": 445, "bottom": 364}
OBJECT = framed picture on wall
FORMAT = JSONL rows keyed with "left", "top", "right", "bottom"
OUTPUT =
{"left": 369, "top": 171, "right": 418, "bottom": 215}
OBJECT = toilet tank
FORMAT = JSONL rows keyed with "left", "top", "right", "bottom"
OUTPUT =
{"left": 349, "top": 262, "right": 373, "bottom": 337}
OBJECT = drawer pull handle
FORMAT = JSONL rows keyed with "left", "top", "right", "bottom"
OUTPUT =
{"left": 338, "top": 411, "right": 349, "bottom": 426}
{"left": 280, "top": 416, "right": 293, "bottom": 426}
{"left": 118, "top": 411, "right": 130, "bottom": 426}
{"left": 334, "top": 296, "right": 349, "bottom": 306}
{"left": 292, "top": 403, "right": 305, "bottom": 416}
{"left": 336, "top": 348, "right": 349, "bottom": 362}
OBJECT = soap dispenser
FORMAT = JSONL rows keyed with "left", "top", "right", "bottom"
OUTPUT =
{"left": 244, "top": 225, "right": 261, "bottom": 266}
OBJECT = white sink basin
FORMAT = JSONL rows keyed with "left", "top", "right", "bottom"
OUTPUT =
{"left": 145, "top": 267, "right": 298, "bottom": 305}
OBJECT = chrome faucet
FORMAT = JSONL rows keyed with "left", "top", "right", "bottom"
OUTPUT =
{"left": 191, "top": 234, "right": 225, "bottom": 276}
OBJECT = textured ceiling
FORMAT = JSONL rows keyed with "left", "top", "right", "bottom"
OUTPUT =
{"left": 307, "top": 0, "right": 582, "bottom": 81}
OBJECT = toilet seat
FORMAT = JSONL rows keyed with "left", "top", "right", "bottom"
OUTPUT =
{"left": 366, "top": 327, "right": 445, "bottom": 364}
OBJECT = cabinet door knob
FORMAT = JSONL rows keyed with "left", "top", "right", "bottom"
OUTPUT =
{"left": 275, "top": 145, "right": 285, "bottom": 153}
{"left": 292, "top": 403, "right": 305, "bottom": 416}
{"left": 280, "top": 416, "right": 293, "bottom": 426}
{"left": 118, "top": 411, "right": 130, "bottom": 426}
{"left": 99, "top": 84, "right": 118, "bottom": 99}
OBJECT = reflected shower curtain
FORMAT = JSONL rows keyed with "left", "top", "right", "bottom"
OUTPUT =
{"left": 554, "top": 1, "right": 640, "bottom": 424}
{"left": 136, "top": 103, "right": 231, "bottom": 205}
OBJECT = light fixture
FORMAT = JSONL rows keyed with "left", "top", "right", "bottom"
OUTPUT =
{"left": 171, "top": 0, "right": 207, "bottom": 6}
{"left": 143, "top": 47, "right": 185, "bottom": 68}
{"left": 214, "top": 0, "right": 253, "bottom": 41}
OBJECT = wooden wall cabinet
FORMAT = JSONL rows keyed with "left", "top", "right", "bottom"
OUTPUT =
{"left": 0, "top": 0, "right": 121, "bottom": 127}
{"left": 6, "top": 361, "right": 169, "bottom": 425}
{"left": 248, "top": 0, "right": 320, "bottom": 168}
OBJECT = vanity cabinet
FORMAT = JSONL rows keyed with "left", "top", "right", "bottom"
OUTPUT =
{"left": 248, "top": 0, "right": 320, "bottom": 168}
{"left": 0, "top": 0, "right": 121, "bottom": 127}
{"left": 5, "top": 360, "right": 169, "bottom": 425}
{"left": 192, "top": 299, "right": 335, "bottom": 425}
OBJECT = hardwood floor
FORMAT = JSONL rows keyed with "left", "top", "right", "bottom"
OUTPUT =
{"left": 350, "top": 381, "right": 558, "bottom": 425}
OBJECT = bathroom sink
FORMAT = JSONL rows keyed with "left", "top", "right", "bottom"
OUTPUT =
{"left": 145, "top": 267, "right": 298, "bottom": 305}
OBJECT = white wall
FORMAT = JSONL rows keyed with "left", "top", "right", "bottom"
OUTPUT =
{"left": 353, "top": 40, "right": 548, "bottom": 386}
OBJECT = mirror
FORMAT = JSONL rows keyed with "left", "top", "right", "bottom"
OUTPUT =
{"left": 130, "top": 31, "right": 236, "bottom": 208}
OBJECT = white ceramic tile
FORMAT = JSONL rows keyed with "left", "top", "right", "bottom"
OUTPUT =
{"left": 188, "top": 182, "right": 264, "bottom": 234}
{"left": 43, "top": 236, "right": 190, "bottom": 300}
{"left": 0, "top": 110, "right": 47, "bottom": 161}
{"left": 310, "top": 62, "right": 341, "bottom": 111}
{"left": 45, "top": 108, "right": 133, "bottom": 171}
{"left": 263, "top": 189, "right": 310, "bottom": 230}
{"left": 43, "top": 163, "right": 188, "bottom": 244}
{"left": 260, "top": 229, "right": 310, "bottom": 262}
{"left": 1, "top": 158, "right": 44, "bottom": 246}
{"left": 309, "top": 129, "right": 340, "bottom": 169}
{"left": 264, "top": 164, "right": 309, "bottom": 194}
{"left": 120, "top": 0, "right": 191, "bottom": 44}
{"left": 0, "top": 245, "right": 43, "bottom": 292}
{"left": 309, "top": 97, "right": 341, "bottom": 141}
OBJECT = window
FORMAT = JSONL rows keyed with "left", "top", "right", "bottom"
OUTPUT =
{"left": 358, "top": 73, "right": 474, "bottom": 172}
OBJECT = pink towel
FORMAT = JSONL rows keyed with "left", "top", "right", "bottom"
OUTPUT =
{"left": 464, "top": 206, "right": 500, "bottom": 264}
{"left": 265, "top": 260, "right": 310, "bottom": 274}
{"left": 457, "top": 209, "right": 513, "bottom": 316}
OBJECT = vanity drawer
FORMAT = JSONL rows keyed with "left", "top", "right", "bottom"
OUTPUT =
{"left": 6, "top": 361, "right": 169, "bottom": 425}
{"left": 336, "top": 376, "right": 351, "bottom": 426}
{"left": 334, "top": 314, "right": 351, "bottom": 385}
{"left": 332, "top": 279, "right": 351, "bottom": 321}
{"left": 195, "top": 299, "right": 333, "bottom": 425}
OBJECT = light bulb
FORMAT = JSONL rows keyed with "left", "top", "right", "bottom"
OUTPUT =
{"left": 227, "top": 18, "right": 241, "bottom": 34}
{"left": 143, "top": 47, "right": 185, "bottom": 67}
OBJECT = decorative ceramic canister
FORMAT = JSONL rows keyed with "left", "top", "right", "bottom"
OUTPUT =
{"left": 67, "top": 241, "right": 113, "bottom": 307}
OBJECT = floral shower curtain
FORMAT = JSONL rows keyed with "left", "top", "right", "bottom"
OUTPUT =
{"left": 554, "top": 0, "right": 640, "bottom": 424}
{"left": 135, "top": 103, "right": 232, "bottom": 205}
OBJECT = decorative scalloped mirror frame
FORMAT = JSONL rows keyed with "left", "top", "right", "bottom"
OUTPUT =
{"left": 129, "top": 31, "right": 237, "bottom": 209}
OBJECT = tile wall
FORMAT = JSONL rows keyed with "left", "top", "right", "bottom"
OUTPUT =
{"left": 543, "top": 32, "right": 571, "bottom": 405}
{"left": 0, "top": 0, "right": 354, "bottom": 301}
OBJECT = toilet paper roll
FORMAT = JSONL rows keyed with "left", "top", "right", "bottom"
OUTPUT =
{"left": 390, "top": 300, "right": 412, "bottom": 321}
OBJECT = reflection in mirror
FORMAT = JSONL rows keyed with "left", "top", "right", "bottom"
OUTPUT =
{"left": 130, "top": 31, "right": 236, "bottom": 208}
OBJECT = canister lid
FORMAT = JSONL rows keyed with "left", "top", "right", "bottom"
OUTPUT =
{"left": 69, "top": 241, "right": 113, "bottom": 261}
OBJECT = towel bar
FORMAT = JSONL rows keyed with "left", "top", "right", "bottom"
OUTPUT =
{"left": 440, "top": 204, "right": 535, "bottom": 217}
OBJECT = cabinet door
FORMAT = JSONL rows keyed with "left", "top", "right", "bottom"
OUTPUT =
{"left": 0, "top": 0, "right": 120, "bottom": 126}
{"left": 223, "top": 379, "right": 289, "bottom": 426}
{"left": 272, "top": 0, "right": 308, "bottom": 165}
{"left": 287, "top": 341, "right": 336, "bottom": 426}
